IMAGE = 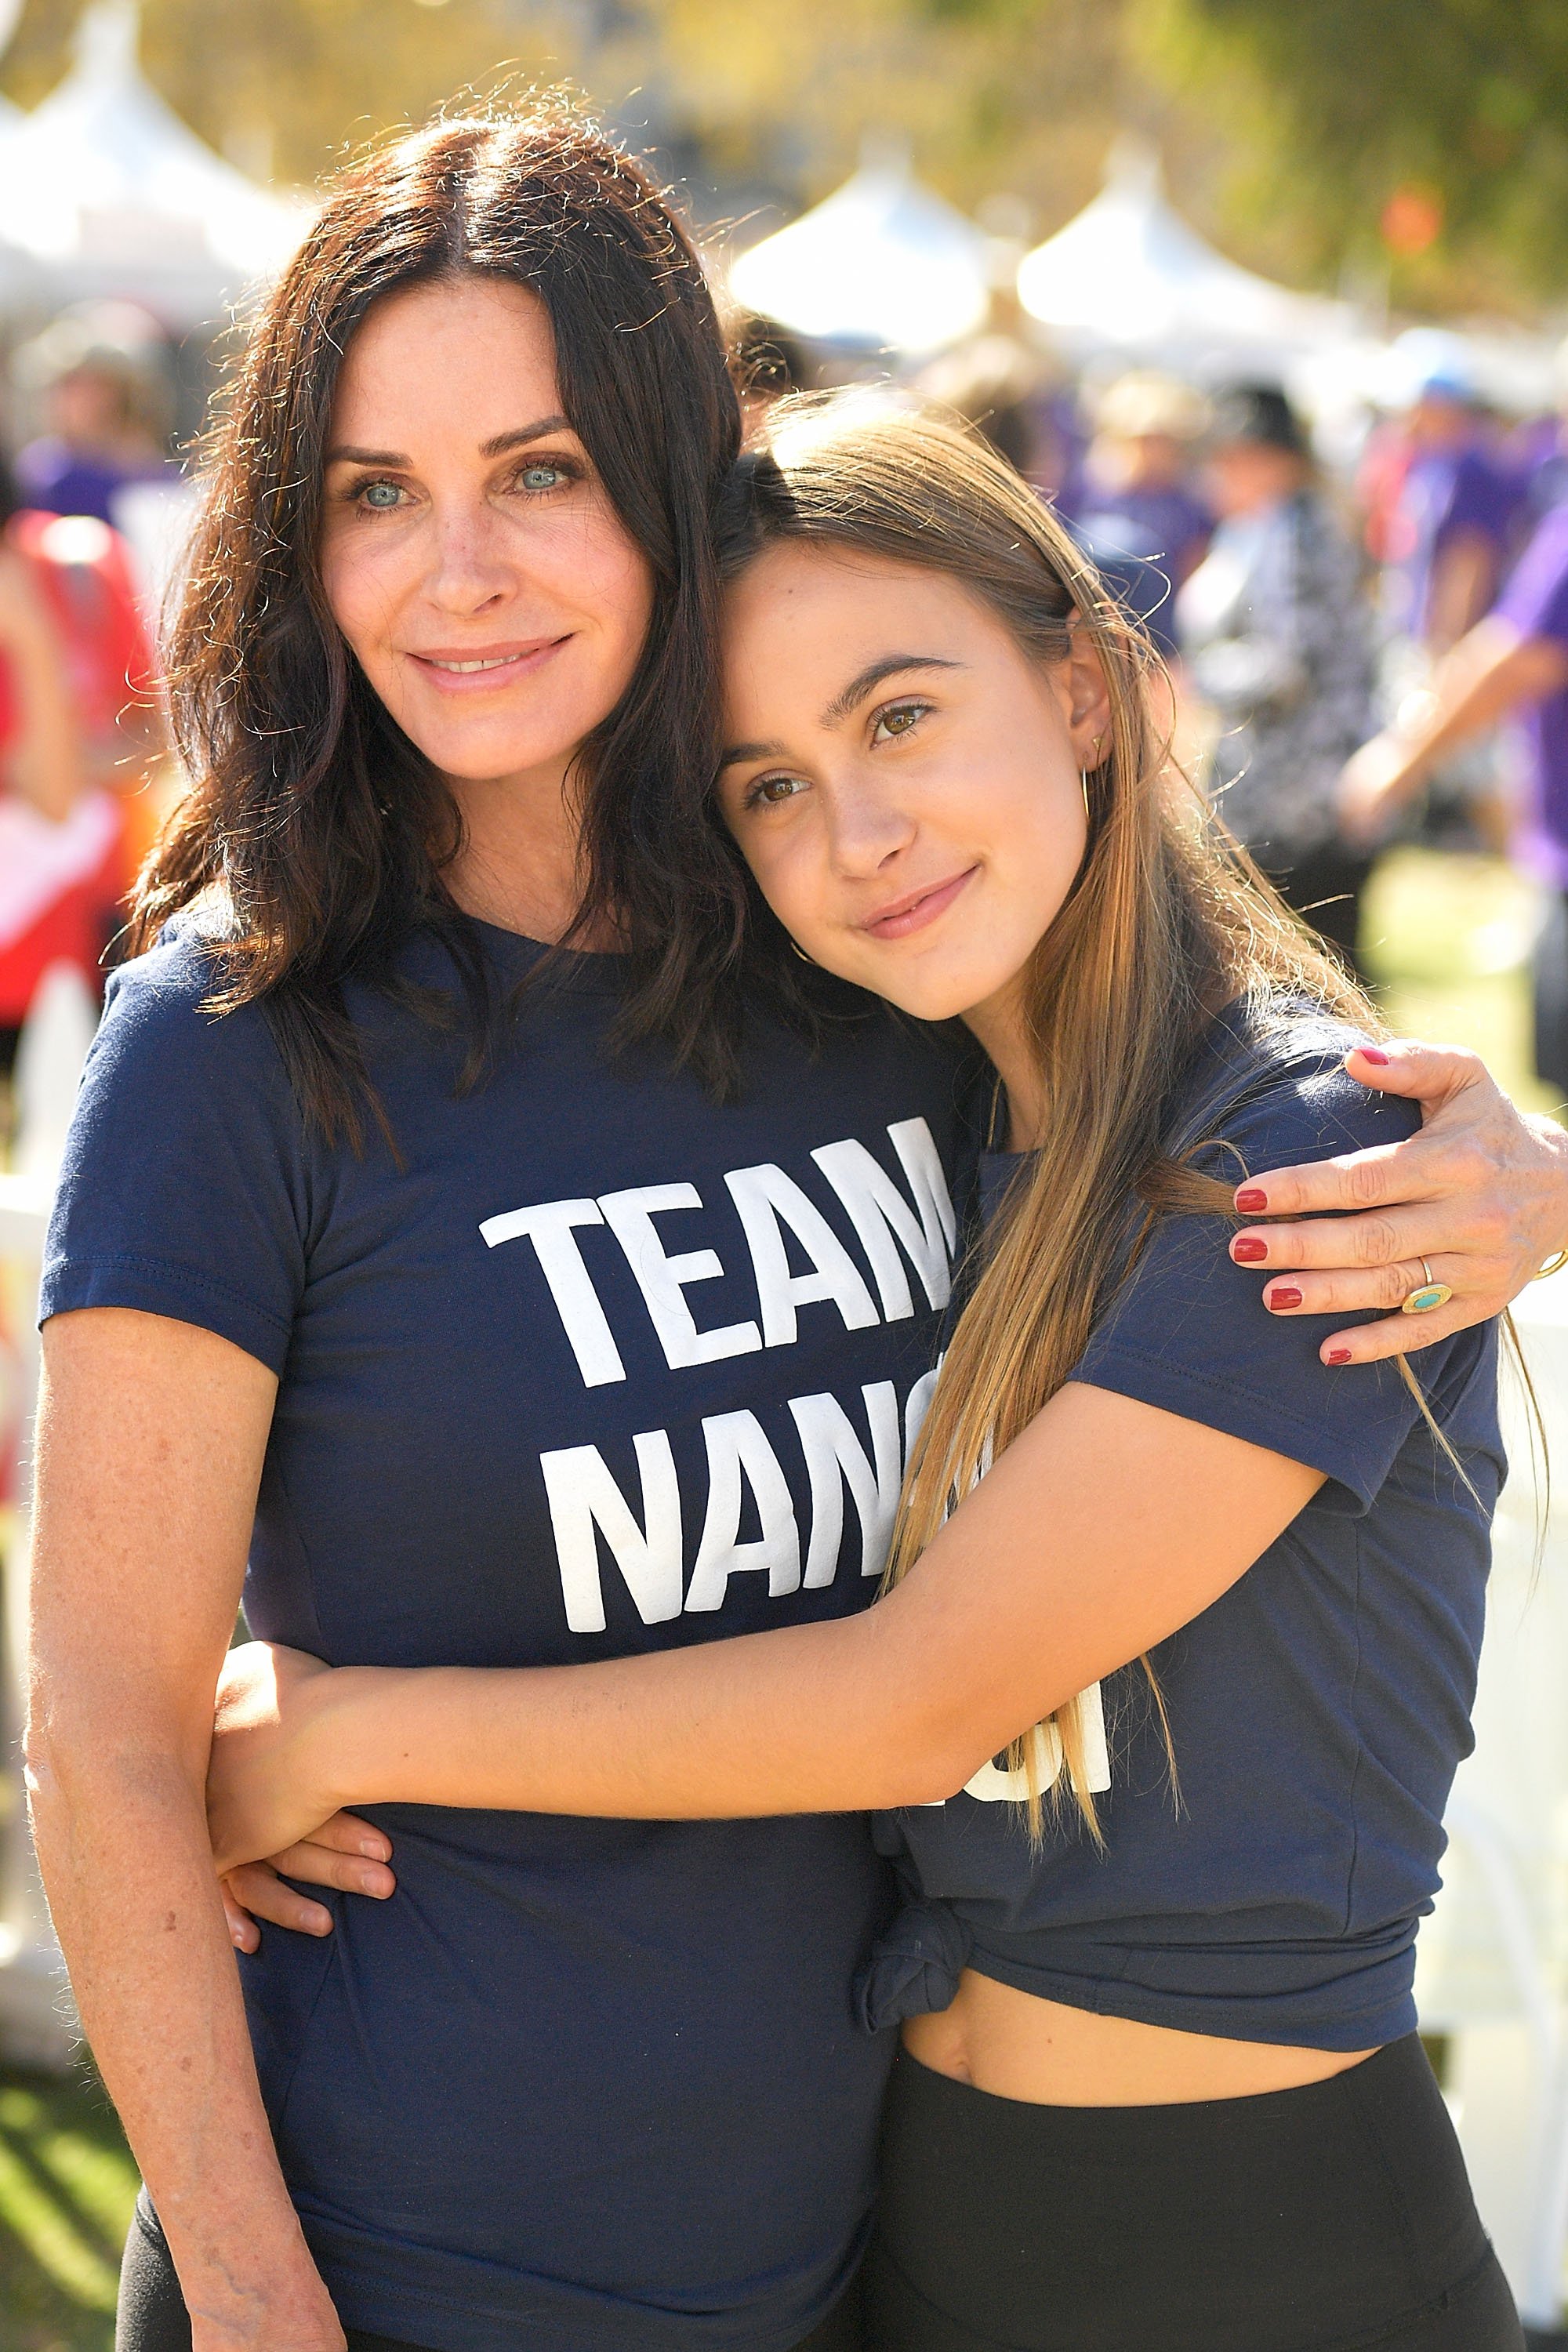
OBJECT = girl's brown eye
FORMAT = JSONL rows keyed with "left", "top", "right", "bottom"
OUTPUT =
{"left": 750, "top": 774, "right": 806, "bottom": 808}
{"left": 873, "top": 700, "right": 931, "bottom": 744}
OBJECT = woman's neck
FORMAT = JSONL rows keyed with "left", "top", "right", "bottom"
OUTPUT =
{"left": 962, "top": 982, "right": 1046, "bottom": 1154}
{"left": 444, "top": 761, "right": 619, "bottom": 949}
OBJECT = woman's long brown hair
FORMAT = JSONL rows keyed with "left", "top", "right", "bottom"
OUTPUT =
{"left": 717, "top": 397, "right": 1384, "bottom": 1835}
{"left": 133, "top": 106, "right": 748, "bottom": 1138}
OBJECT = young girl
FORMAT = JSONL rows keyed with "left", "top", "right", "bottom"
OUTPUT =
{"left": 209, "top": 399, "right": 1523, "bottom": 2351}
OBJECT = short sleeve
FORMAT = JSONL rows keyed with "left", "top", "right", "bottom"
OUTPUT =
{"left": 1496, "top": 506, "right": 1568, "bottom": 648}
{"left": 1072, "top": 1040, "right": 1488, "bottom": 1514}
{"left": 39, "top": 927, "right": 311, "bottom": 1374}
{"left": 1436, "top": 452, "right": 1515, "bottom": 553}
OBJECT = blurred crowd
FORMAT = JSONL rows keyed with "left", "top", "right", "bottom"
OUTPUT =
{"left": 0, "top": 298, "right": 175, "bottom": 1134}
{"left": 743, "top": 315, "right": 1568, "bottom": 1100}
{"left": 9, "top": 285, "right": 1568, "bottom": 1157}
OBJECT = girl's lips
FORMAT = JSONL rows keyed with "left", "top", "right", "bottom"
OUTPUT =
{"left": 861, "top": 866, "right": 978, "bottom": 941}
{"left": 406, "top": 637, "right": 569, "bottom": 691}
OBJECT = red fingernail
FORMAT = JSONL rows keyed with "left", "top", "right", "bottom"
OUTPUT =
{"left": 1327, "top": 1348, "right": 1352, "bottom": 1365}
{"left": 1268, "top": 1287, "right": 1302, "bottom": 1309}
{"left": 1236, "top": 1188, "right": 1268, "bottom": 1213}
{"left": 1358, "top": 1047, "right": 1390, "bottom": 1066}
{"left": 1232, "top": 1237, "right": 1268, "bottom": 1261}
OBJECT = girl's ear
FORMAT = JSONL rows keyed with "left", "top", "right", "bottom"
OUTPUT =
{"left": 1063, "top": 637, "right": 1114, "bottom": 764}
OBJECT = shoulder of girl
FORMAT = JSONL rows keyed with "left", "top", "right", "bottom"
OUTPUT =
{"left": 1198, "top": 1014, "right": 1417, "bottom": 1163}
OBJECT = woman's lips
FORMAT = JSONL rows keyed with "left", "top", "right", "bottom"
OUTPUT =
{"left": 860, "top": 866, "right": 978, "bottom": 941}
{"left": 405, "top": 637, "right": 569, "bottom": 691}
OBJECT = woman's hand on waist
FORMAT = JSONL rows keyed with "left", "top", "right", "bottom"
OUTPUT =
{"left": 209, "top": 1642, "right": 398, "bottom": 1946}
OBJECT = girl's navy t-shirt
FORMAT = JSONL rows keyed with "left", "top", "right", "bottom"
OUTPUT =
{"left": 865, "top": 1010, "right": 1504, "bottom": 2054}
{"left": 40, "top": 920, "right": 981, "bottom": 2352}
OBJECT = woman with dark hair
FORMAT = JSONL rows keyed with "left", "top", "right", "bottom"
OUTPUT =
{"left": 34, "top": 113, "right": 907, "bottom": 2352}
{"left": 23, "top": 106, "right": 1568, "bottom": 2352}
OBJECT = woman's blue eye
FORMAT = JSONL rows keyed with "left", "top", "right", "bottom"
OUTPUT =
{"left": 521, "top": 463, "right": 566, "bottom": 490}
{"left": 361, "top": 480, "right": 403, "bottom": 510}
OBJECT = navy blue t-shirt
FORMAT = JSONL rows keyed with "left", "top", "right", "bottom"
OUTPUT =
{"left": 865, "top": 1008, "right": 1504, "bottom": 2053}
{"left": 40, "top": 919, "right": 980, "bottom": 2352}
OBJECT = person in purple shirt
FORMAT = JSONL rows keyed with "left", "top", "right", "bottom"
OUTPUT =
{"left": 1062, "top": 372, "right": 1211, "bottom": 661}
{"left": 14, "top": 307, "right": 177, "bottom": 525}
{"left": 1384, "top": 374, "right": 1521, "bottom": 654}
{"left": 1342, "top": 497, "right": 1568, "bottom": 1090}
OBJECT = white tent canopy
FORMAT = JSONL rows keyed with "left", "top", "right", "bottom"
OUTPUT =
{"left": 0, "top": 1, "right": 307, "bottom": 327}
{"left": 1018, "top": 139, "right": 1355, "bottom": 372}
{"left": 728, "top": 151, "right": 989, "bottom": 359}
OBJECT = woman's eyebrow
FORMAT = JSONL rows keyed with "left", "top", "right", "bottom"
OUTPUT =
{"left": 325, "top": 414, "right": 573, "bottom": 467}
{"left": 819, "top": 654, "right": 960, "bottom": 727}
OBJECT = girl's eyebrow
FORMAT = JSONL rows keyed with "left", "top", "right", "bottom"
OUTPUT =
{"left": 720, "top": 655, "right": 964, "bottom": 771}
{"left": 818, "top": 654, "right": 960, "bottom": 726}
{"left": 719, "top": 737, "right": 783, "bottom": 771}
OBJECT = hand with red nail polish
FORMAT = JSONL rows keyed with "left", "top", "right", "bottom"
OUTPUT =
{"left": 1232, "top": 1237, "right": 1268, "bottom": 1262}
{"left": 1235, "top": 1187, "right": 1268, "bottom": 1214}
{"left": 1267, "top": 1287, "right": 1302, "bottom": 1311}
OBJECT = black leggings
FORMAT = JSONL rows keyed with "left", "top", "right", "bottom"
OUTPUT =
{"left": 117, "top": 2187, "right": 864, "bottom": 2351}
{"left": 863, "top": 2038, "right": 1523, "bottom": 2352}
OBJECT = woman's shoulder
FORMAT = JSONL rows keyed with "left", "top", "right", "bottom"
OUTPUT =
{"left": 90, "top": 913, "right": 292, "bottom": 1102}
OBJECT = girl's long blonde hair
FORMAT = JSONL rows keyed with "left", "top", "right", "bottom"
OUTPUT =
{"left": 717, "top": 396, "right": 1378, "bottom": 1835}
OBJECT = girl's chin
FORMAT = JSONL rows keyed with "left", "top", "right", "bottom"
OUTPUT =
{"left": 847, "top": 970, "right": 997, "bottom": 1024}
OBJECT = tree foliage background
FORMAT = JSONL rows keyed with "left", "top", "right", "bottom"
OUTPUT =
{"left": 0, "top": 0, "right": 1560, "bottom": 319}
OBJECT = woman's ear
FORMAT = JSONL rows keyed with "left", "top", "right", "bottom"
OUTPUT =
{"left": 1064, "top": 637, "right": 1114, "bottom": 766}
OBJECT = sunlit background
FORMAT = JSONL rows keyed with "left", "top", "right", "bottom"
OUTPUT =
{"left": 2, "top": 3, "right": 1568, "bottom": 2345}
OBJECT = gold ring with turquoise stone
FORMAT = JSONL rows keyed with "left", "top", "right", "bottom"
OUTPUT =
{"left": 1402, "top": 1257, "right": 1453, "bottom": 1316}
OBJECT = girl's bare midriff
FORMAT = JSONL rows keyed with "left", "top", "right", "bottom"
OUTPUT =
{"left": 902, "top": 1968, "right": 1377, "bottom": 2105}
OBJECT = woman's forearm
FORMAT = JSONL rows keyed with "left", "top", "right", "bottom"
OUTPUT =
{"left": 31, "top": 1309, "right": 340, "bottom": 2351}
{"left": 28, "top": 1726, "right": 341, "bottom": 2348}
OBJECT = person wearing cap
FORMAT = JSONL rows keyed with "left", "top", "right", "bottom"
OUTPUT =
{"left": 1176, "top": 384, "right": 1377, "bottom": 972}
{"left": 1341, "top": 496, "right": 1568, "bottom": 1094}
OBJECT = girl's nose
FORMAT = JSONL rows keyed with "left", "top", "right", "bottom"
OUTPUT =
{"left": 827, "top": 782, "right": 917, "bottom": 877}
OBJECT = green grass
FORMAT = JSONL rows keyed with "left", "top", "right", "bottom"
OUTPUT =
{"left": 0, "top": 2070, "right": 137, "bottom": 2352}
{"left": 1363, "top": 845, "right": 1561, "bottom": 1117}
{"left": 0, "top": 844, "right": 1553, "bottom": 2351}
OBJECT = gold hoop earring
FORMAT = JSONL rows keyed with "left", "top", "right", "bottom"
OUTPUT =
{"left": 1080, "top": 770, "right": 1091, "bottom": 819}
{"left": 789, "top": 938, "right": 816, "bottom": 967}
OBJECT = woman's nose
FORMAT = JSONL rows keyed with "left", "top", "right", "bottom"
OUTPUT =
{"left": 423, "top": 505, "right": 514, "bottom": 613}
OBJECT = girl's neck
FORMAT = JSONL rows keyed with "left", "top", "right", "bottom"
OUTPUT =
{"left": 962, "top": 983, "right": 1046, "bottom": 1155}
